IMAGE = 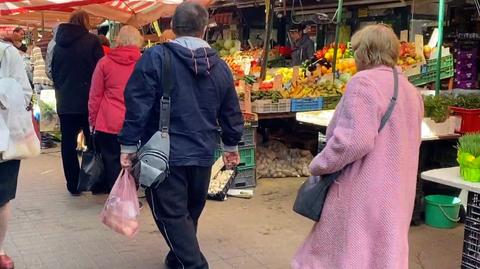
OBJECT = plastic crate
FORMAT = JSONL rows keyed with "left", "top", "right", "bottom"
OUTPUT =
{"left": 322, "top": 95, "right": 342, "bottom": 110}
{"left": 217, "top": 127, "right": 256, "bottom": 148}
{"left": 214, "top": 145, "right": 256, "bottom": 167}
{"left": 231, "top": 166, "right": 256, "bottom": 189}
{"left": 426, "top": 55, "right": 454, "bottom": 72}
{"left": 450, "top": 107, "right": 480, "bottom": 134}
{"left": 409, "top": 66, "right": 454, "bottom": 86}
{"left": 291, "top": 97, "right": 324, "bottom": 112}
{"left": 252, "top": 99, "right": 291, "bottom": 113}
{"left": 462, "top": 192, "right": 480, "bottom": 269}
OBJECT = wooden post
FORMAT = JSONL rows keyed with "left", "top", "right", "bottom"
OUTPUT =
{"left": 260, "top": 0, "right": 274, "bottom": 80}
{"left": 331, "top": 0, "right": 344, "bottom": 82}
{"left": 435, "top": 0, "right": 446, "bottom": 95}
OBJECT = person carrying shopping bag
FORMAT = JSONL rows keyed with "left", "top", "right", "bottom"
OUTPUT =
{"left": 118, "top": 3, "right": 244, "bottom": 268}
{"left": 88, "top": 25, "right": 143, "bottom": 193}
{"left": 0, "top": 39, "right": 37, "bottom": 269}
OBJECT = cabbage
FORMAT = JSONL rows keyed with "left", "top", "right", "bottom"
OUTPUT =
{"left": 224, "top": 39, "right": 234, "bottom": 50}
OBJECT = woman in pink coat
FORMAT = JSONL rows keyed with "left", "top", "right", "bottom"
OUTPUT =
{"left": 292, "top": 24, "right": 423, "bottom": 269}
{"left": 88, "top": 25, "right": 143, "bottom": 193}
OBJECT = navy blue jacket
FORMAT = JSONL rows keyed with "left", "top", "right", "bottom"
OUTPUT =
{"left": 118, "top": 42, "right": 244, "bottom": 167}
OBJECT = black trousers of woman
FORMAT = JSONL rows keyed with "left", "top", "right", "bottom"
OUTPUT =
{"left": 58, "top": 114, "right": 90, "bottom": 195}
{"left": 93, "top": 131, "right": 121, "bottom": 193}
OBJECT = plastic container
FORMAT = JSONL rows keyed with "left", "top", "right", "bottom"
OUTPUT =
{"left": 450, "top": 107, "right": 480, "bottom": 134}
{"left": 426, "top": 55, "right": 454, "bottom": 72}
{"left": 217, "top": 127, "right": 256, "bottom": 148}
{"left": 252, "top": 99, "right": 291, "bottom": 113}
{"left": 291, "top": 97, "right": 324, "bottom": 112}
{"left": 214, "top": 145, "right": 256, "bottom": 167}
{"left": 231, "top": 166, "right": 256, "bottom": 189}
{"left": 322, "top": 95, "right": 342, "bottom": 110}
{"left": 462, "top": 192, "right": 480, "bottom": 269}
{"left": 425, "top": 195, "right": 461, "bottom": 229}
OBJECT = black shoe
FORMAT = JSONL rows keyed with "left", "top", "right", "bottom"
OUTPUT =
{"left": 70, "top": 191, "right": 81, "bottom": 196}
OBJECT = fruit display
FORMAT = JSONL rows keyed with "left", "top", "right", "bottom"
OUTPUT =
{"left": 251, "top": 91, "right": 284, "bottom": 102}
{"left": 398, "top": 41, "right": 423, "bottom": 66}
{"left": 212, "top": 39, "right": 241, "bottom": 57}
{"left": 284, "top": 78, "right": 345, "bottom": 98}
{"left": 423, "top": 45, "right": 433, "bottom": 59}
{"left": 314, "top": 43, "right": 353, "bottom": 62}
{"left": 336, "top": 58, "right": 357, "bottom": 75}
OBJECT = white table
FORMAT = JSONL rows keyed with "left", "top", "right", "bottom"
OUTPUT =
{"left": 421, "top": 167, "right": 480, "bottom": 193}
{"left": 421, "top": 167, "right": 480, "bottom": 269}
{"left": 296, "top": 110, "right": 461, "bottom": 141}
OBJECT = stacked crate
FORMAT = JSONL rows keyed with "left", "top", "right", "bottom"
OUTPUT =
{"left": 461, "top": 192, "right": 480, "bottom": 269}
{"left": 454, "top": 34, "right": 479, "bottom": 89}
{"left": 215, "top": 116, "right": 257, "bottom": 189}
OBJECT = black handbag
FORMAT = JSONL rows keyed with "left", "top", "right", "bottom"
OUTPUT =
{"left": 293, "top": 67, "right": 400, "bottom": 222}
{"left": 132, "top": 46, "right": 173, "bottom": 189}
{"left": 78, "top": 134, "right": 104, "bottom": 192}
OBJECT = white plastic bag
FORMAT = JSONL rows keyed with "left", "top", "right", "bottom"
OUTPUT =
{"left": 0, "top": 78, "right": 40, "bottom": 160}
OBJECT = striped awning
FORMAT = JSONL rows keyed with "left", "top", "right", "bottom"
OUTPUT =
{"left": 0, "top": 0, "right": 207, "bottom": 26}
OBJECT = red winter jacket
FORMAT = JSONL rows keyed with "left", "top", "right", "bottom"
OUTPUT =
{"left": 89, "top": 46, "right": 141, "bottom": 134}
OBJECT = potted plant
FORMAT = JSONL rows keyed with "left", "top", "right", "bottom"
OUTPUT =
{"left": 457, "top": 133, "right": 480, "bottom": 182}
{"left": 423, "top": 94, "right": 458, "bottom": 136}
{"left": 450, "top": 94, "right": 480, "bottom": 134}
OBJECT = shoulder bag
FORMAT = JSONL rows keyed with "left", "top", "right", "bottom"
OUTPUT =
{"left": 293, "top": 67, "right": 399, "bottom": 222}
{"left": 132, "top": 46, "right": 173, "bottom": 189}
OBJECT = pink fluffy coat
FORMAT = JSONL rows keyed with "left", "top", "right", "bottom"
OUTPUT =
{"left": 292, "top": 66, "right": 423, "bottom": 269}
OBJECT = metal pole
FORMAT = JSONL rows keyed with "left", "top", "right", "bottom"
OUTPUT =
{"left": 331, "top": 0, "right": 344, "bottom": 81}
{"left": 435, "top": 0, "right": 446, "bottom": 95}
{"left": 260, "top": 0, "right": 274, "bottom": 80}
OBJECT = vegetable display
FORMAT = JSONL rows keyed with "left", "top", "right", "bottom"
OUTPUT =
{"left": 458, "top": 133, "right": 480, "bottom": 182}
{"left": 257, "top": 141, "right": 313, "bottom": 179}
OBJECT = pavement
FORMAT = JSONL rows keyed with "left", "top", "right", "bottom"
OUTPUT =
{"left": 3, "top": 151, "right": 464, "bottom": 269}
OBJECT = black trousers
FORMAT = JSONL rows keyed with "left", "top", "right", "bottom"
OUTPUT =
{"left": 59, "top": 114, "right": 90, "bottom": 194}
{"left": 146, "top": 166, "right": 211, "bottom": 269}
{"left": 94, "top": 131, "right": 121, "bottom": 193}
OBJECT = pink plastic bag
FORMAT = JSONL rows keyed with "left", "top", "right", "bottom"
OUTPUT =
{"left": 100, "top": 169, "right": 140, "bottom": 238}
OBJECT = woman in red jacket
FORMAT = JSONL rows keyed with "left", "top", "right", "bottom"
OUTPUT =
{"left": 88, "top": 25, "right": 143, "bottom": 193}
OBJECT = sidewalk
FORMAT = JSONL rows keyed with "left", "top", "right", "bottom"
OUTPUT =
{"left": 4, "top": 152, "right": 463, "bottom": 269}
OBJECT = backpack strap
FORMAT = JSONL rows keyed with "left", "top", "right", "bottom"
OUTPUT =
{"left": 378, "top": 67, "right": 399, "bottom": 132}
{"left": 159, "top": 45, "right": 173, "bottom": 134}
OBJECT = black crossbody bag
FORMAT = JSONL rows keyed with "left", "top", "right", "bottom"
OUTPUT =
{"left": 293, "top": 67, "right": 399, "bottom": 222}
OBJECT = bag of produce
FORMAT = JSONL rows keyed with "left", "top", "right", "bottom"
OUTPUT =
{"left": 100, "top": 169, "right": 140, "bottom": 238}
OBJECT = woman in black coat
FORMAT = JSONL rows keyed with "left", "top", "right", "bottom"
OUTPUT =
{"left": 52, "top": 10, "right": 104, "bottom": 195}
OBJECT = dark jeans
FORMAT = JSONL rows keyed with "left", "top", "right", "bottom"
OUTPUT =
{"left": 93, "top": 131, "right": 121, "bottom": 193}
{"left": 146, "top": 166, "right": 211, "bottom": 269}
{"left": 59, "top": 114, "right": 90, "bottom": 194}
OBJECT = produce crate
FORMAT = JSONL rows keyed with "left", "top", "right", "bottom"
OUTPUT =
{"left": 207, "top": 168, "right": 236, "bottom": 201}
{"left": 217, "top": 127, "right": 256, "bottom": 148}
{"left": 291, "top": 97, "right": 324, "bottom": 112}
{"left": 450, "top": 107, "right": 480, "bottom": 134}
{"left": 408, "top": 66, "right": 454, "bottom": 86}
{"left": 462, "top": 192, "right": 480, "bottom": 269}
{"left": 230, "top": 165, "right": 256, "bottom": 189}
{"left": 214, "top": 145, "right": 256, "bottom": 167}
{"left": 252, "top": 99, "right": 291, "bottom": 114}
{"left": 322, "top": 95, "right": 342, "bottom": 110}
{"left": 426, "top": 55, "right": 454, "bottom": 72}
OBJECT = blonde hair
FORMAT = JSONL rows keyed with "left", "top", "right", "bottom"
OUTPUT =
{"left": 351, "top": 24, "right": 400, "bottom": 71}
{"left": 115, "top": 25, "right": 144, "bottom": 48}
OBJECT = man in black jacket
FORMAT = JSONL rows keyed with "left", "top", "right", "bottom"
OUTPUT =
{"left": 51, "top": 10, "right": 104, "bottom": 195}
{"left": 118, "top": 3, "right": 244, "bottom": 269}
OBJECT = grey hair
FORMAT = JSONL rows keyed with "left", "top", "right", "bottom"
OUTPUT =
{"left": 172, "top": 2, "right": 209, "bottom": 37}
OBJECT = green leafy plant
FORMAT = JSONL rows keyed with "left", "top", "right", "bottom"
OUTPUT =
{"left": 458, "top": 133, "right": 480, "bottom": 158}
{"left": 453, "top": 94, "right": 480, "bottom": 109}
{"left": 423, "top": 94, "right": 455, "bottom": 123}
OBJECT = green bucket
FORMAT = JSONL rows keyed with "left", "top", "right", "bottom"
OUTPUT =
{"left": 425, "top": 195, "right": 461, "bottom": 229}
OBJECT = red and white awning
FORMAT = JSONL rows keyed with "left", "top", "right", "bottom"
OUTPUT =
{"left": 0, "top": 0, "right": 209, "bottom": 27}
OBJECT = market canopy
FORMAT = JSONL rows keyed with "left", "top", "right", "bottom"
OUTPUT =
{"left": 0, "top": 0, "right": 212, "bottom": 27}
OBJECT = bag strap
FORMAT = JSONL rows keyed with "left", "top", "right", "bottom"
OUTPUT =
{"left": 159, "top": 46, "right": 173, "bottom": 134}
{"left": 378, "top": 67, "right": 399, "bottom": 132}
